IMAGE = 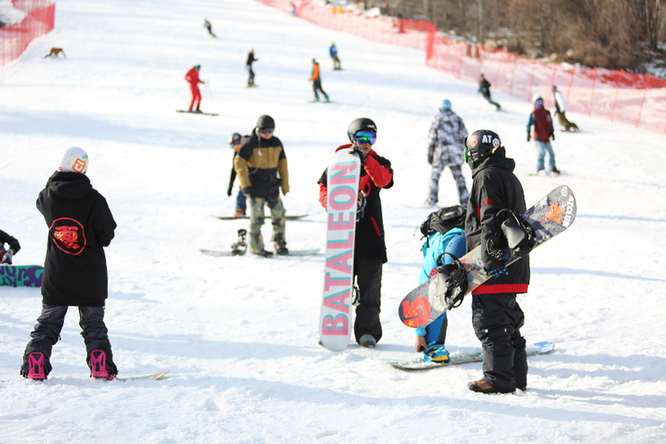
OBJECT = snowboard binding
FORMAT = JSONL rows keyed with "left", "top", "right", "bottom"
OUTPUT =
{"left": 436, "top": 252, "right": 468, "bottom": 310}
{"left": 487, "top": 209, "right": 536, "bottom": 261}
{"left": 0, "top": 248, "right": 13, "bottom": 265}
{"left": 231, "top": 229, "right": 248, "bottom": 255}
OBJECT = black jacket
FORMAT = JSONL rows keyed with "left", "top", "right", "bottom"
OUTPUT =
{"left": 234, "top": 131, "right": 289, "bottom": 198}
{"left": 36, "top": 172, "right": 116, "bottom": 306}
{"left": 465, "top": 149, "right": 530, "bottom": 294}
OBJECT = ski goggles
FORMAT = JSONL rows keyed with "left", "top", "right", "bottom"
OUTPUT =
{"left": 259, "top": 128, "right": 274, "bottom": 135}
{"left": 353, "top": 131, "right": 377, "bottom": 145}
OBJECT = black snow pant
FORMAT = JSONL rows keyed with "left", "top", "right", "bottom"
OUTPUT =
{"left": 471, "top": 293, "right": 527, "bottom": 391}
{"left": 21, "top": 304, "right": 117, "bottom": 377}
{"left": 353, "top": 258, "right": 383, "bottom": 344}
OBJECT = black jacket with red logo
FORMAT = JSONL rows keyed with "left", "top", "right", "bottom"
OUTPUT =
{"left": 318, "top": 144, "right": 394, "bottom": 263}
{"left": 36, "top": 172, "right": 116, "bottom": 306}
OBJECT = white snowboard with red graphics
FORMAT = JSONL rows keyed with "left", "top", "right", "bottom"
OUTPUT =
{"left": 319, "top": 149, "right": 361, "bottom": 351}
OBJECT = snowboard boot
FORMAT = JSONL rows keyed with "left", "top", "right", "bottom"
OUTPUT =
{"left": 24, "top": 352, "right": 47, "bottom": 380}
{"left": 468, "top": 378, "right": 515, "bottom": 394}
{"left": 423, "top": 344, "right": 450, "bottom": 363}
{"left": 252, "top": 249, "right": 274, "bottom": 258}
{"left": 235, "top": 208, "right": 246, "bottom": 217}
{"left": 551, "top": 168, "right": 561, "bottom": 175}
{"left": 359, "top": 334, "right": 376, "bottom": 348}
{"left": 89, "top": 350, "right": 114, "bottom": 380}
{"left": 275, "top": 242, "right": 289, "bottom": 255}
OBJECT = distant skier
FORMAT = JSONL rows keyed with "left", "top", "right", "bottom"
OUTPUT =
{"left": 309, "top": 59, "right": 329, "bottom": 102}
{"left": 246, "top": 49, "right": 258, "bottom": 87}
{"left": 203, "top": 18, "right": 216, "bottom": 38}
{"left": 329, "top": 42, "right": 341, "bottom": 70}
{"left": 185, "top": 64, "right": 205, "bottom": 113}
{"left": 552, "top": 85, "right": 579, "bottom": 132}
{"left": 0, "top": 229, "right": 21, "bottom": 264}
{"left": 478, "top": 74, "right": 501, "bottom": 111}
{"left": 227, "top": 132, "right": 248, "bottom": 217}
{"left": 425, "top": 99, "right": 469, "bottom": 206}
{"left": 527, "top": 95, "right": 559, "bottom": 175}
{"left": 21, "top": 147, "right": 118, "bottom": 381}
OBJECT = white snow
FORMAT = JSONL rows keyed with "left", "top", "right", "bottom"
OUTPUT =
{"left": 1, "top": 0, "right": 665, "bottom": 443}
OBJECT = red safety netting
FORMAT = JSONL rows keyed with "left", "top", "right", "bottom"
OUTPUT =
{"left": 0, "top": 0, "right": 55, "bottom": 66}
{"left": 256, "top": 0, "right": 666, "bottom": 134}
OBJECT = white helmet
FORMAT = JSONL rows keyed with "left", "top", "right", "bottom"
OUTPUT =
{"left": 58, "top": 147, "right": 89, "bottom": 174}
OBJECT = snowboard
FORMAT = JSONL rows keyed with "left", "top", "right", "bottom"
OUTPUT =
{"left": 176, "top": 110, "right": 219, "bottom": 116}
{"left": 307, "top": 100, "right": 334, "bottom": 104}
{"left": 115, "top": 370, "right": 170, "bottom": 381}
{"left": 388, "top": 341, "right": 554, "bottom": 371}
{"left": 214, "top": 214, "right": 308, "bottom": 221}
{"left": 201, "top": 248, "right": 318, "bottom": 257}
{"left": 399, "top": 185, "right": 577, "bottom": 329}
{"left": 0, "top": 265, "right": 44, "bottom": 287}
{"left": 319, "top": 149, "right": 362, "bottom": 351}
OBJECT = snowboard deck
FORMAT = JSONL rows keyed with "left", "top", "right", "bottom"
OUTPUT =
{"left": 319, "top": 149, "right": 362, "bottom": 352}
{"left": 399, "top": 185, "right": 577, "bottom": 329}
{"left": 307, "top": 100, "right": 334, "bottom": 103}
{"left": 0, "top": 265, "right": 44, "bottom": 287}
{"left": 214, "top": 214, "right": 308, "bottom": 221}
{"left": 115, "top": 370, "right": 170, "bottom": 381}
{"left": 176, "top": 110, "right": 219, "bottom": 116}
{"left": 200, "top": 248, "right": 318, "bottom": 257}
{"left": 389, "top": 341, "right": 554, "bottom": 371}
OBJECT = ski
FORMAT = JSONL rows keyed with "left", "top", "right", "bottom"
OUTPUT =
{"left": 213, "top": 214, "right": 308, "bottom": 221}
{"left": 176, "top": 110, "right": 219, "bottom": 116}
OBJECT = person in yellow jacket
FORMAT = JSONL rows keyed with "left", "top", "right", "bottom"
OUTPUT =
{"left": 233, "top": 115, "right": 290, "bottom": 257}
{"left": 309, "top": 59, "right": 329, "bottom": 102}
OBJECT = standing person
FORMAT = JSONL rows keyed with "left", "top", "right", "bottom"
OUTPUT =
{"left": 309, "top": 59, "right": 329, "bottom": 102}
{"left": 329, "top": 42, "right": 341, "bottom": 70}
{"left": 233, "top": 115, "right": 290, "bottom": 257}
{"left": 552, "top": 85, "right": 579, "bottom": 132}
{"left": 0, "top": 229, "right": 21, "bottom": 264}
{"left": 185, "top": 64, "right": 205, "bottom": 113}
{"left": 246, "top": 49, "right": 258, "bottom": 87}
{"left": 20, "top": 147, "right": 118, "bottom": 381}
{"left": 425, "top": 99, "right": 469, "bottom": 207}
{"left": 463, "top": 130, "right": 530, "bottom": 394}
{"left": 527, "top": 95, "right": 560, "bottom": 175}
{"left": 478, "top": 74, "right": 501, "bottom": 110}
{"left": 227, "top": 132, "right": 248, "bottom": 217}
{"left": 317, "top": 118, "right": 394, "bottom": 347}
{"left": 203, "top": 18, "right": 216, "bottom": 38}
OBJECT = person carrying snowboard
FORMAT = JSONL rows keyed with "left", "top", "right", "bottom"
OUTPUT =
{"left": 185, "top": 64, "right": 205, "bottom": 113}
{"left": 425, "top": 99, "right": 469, "bottom": 207}
{"left": 552, "top": 85, "right": 579, "bottom": 132}
{"left": 0, "top": 229, "right": 21, "bottom": 264}
{"left": 233, "top": 115, "right": 290, "bottom": 257}
{"left": 309, "top": 59, "right": 329, "bottom": 102}
{"left": 21, "top": 147, "right": 118, "bottom": 381}
{"left": 463, "top": 129, "right": 530, "bottom": 394}
{"left": 246, "top": 49, "right": 258, "bottom": 87}
{"left": 478, "top": 74, "right": 501, "bottom": 111}
{"left": 317, "top": 118, "right": 394, "bottom": 348}
{"left": 227, "top": 132, "right": 248, "bottom": 217}
{"left": 414, "top": 206, "right": 467, "bottom": 362}
{"left": 527, "top": 95, "right": 560, "bottom": 175}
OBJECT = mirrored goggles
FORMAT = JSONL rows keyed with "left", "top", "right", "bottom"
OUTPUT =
{"left": 353, "top": 131, "right": 377, "bottom": 145}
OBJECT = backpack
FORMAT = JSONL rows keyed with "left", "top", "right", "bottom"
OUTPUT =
{"left": 419, "top": 205, "right": 466, "bottom": 238}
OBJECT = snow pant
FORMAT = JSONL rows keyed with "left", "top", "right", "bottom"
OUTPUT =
{"left": 247, "top": 66, "right": 255, "bottom": 85}
{"left": 428, "top": 161, "right": 469, "bottom": 205}
{"left": 353, "top": 257, "right": 383, "bottom": 344}
{"left": 312, "top": 79, "right": 328, "bottom": 101}
{"left": 188, "top": 84, "right": 201, "bottom": 111}
{"left": 423, "top": 234, "right": 467, "bottom": 345}
{"left": 534, "top": 140, "right": 557, "bottom": 171}
{"left": 331, "top": 55, "right": 341, "bottom": 70}
{"left": 471, "top": 293, "right": 527, "bottom": 391}
{"left": 248, "top": 194, "right": 286, "bottom": 253}
{"left": 483, "top": 94, "right": 501, "bottom": 109}
{"left": 21, "top": 304, "right": 117, "bottom": 377}
{"left": 556, "top": 111, "right": 579, "bottom": 131}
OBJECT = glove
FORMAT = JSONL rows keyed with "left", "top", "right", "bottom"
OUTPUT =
{"left": 227, "top": 183, "right": 233, "bottom": 197}
{"left": 242, "top": 187, "right": 251, "bottom": 197}
{"left": 349, "top": 144, "right": 367, "bottom": 164}
{"left": 527, "top": 133, "right": 531, "bottom": 142}
{"left": 486, "top": 265, "right": 508, "bottom": 278}
{"left": 8, "top": 237, "right": 20, "bottom": 254}
{"left": 427, "top": 153, "right": 433, "bottom": 165}
{"left": 551, "top": 133, "right": 555, "bottom": 141}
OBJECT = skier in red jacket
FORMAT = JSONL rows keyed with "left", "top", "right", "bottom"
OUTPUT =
{"left": 185, "top": 65, "right": 205, "bottom": 113}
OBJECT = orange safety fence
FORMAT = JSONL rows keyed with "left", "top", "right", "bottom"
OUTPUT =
{"left": 0, "top": 0, "right": 56, "bottom": 67}
{"left": 257, "top": 0, "right": 666, "bottom": 134}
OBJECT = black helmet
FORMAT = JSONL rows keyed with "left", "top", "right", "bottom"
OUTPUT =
{"left": 228, "top": 132, "right": 242, "bottom": 147}
{"left": 256, "top": 115, "right": 275, "bottom": 131}
{"left": 464, "top": 129, "right": 501, "bottom": 169}
{"left": 347, "top": 117, "right": 377, "bottom": 142}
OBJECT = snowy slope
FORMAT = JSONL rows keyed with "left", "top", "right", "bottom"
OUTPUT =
{"left": 1, "top": 1, "right": 665, "bottom": 443}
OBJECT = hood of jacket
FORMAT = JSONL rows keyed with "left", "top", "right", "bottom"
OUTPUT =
{"left": 47, "top": 171, "right": 92, "bottom": 200}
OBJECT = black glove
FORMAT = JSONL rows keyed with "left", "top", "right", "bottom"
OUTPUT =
{"left": 427, "top": 153, "right": 433, "bottom": 165}
{"left": 551, "top": 133, "right": 555, "bottom": 141}
{"left": 242, "top": 187, "right": 251, "bottom": 197}
{"left": 527, "top": 133, "right": 531, "bottom": 142}
{"left": 227, "top": 182, "right": 233, "bottom": 197}
{"left": 349, "top": 144, "right": 367, "bottom": 164}
{"left": 8, "top": 237, "right": 20, "bottom": 254}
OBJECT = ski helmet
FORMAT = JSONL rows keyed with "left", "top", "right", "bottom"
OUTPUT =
{"left": 464, "top": 130, "right": 501, "bottom": 169}
{"left": 440, "top": 99, "right": 452, "bottom": 111}
{"left": 228, "top": 132, "right": 242, "bottom": 147}
{"left": 256, "top": 115, "right": 275, "bottom": 132}
{"left": 58, "top": 147, "right": 89, "bottom": 174}
{"left": 194, "top": 64, "right": 201, "bottom": 70}
{"left": 347, "top": 117, "right": 377, "bottom": 142}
